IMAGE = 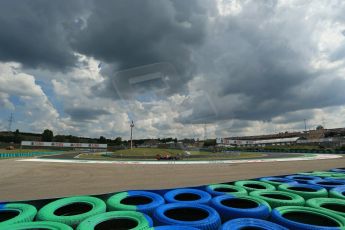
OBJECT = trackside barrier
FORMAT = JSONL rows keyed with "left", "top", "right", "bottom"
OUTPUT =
{"left": 223, "top": 149, "right": 345, "bottom": 154}
{"left": 3, "top": 169, "right": 345, "bottom": 229}
{"left": 0, "top": 152, "right": 61, "bottom": 159}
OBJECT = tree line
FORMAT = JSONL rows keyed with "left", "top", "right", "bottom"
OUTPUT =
{"left": 0, "top": 129, "right": 216, "bottom": 147}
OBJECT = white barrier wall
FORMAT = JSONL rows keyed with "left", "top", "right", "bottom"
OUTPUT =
{"left": 21, "top": 141, "right": 107, "bottom": 149}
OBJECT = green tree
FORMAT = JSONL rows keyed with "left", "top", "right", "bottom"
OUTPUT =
{"left": 99, "top": 136, "right": 107, "bottom": 144}
{"left": 14, "top": 129, "right": 22, "bottom": 143}
{"left": 42, "top": 129, "right": 54, "bottom": 142}
{"left": 69, "top": 135, "right": 80, "bottom": 143}
{"left": 114, "top": 137, "right": 122, "bottom": 145}
{"left": 54, "top": 135, "right": 66, "bottom": 142}
{"left": 204, "top": 139, "right": 216, "bottom": 147}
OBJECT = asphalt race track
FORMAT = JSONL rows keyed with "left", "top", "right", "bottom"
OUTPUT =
{"left": 0, "top": 152, "right": 344, "bottom": 201}
{"left": 39, "top": 151, "right": 305, "bottom": 160}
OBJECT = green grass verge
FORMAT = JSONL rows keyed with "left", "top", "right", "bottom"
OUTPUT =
{"left": 77, "top": 150, "right": 266, "bottom": 161}
{"left": 111, "top": 148, "right": 215, "bottom": 156}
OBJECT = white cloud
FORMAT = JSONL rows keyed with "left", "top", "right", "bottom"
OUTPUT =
{"left": 1, "top": 1, "right": 345, "bottom": 140}
{"left": 0, "top": 62, "right": 66, "bottom": 133}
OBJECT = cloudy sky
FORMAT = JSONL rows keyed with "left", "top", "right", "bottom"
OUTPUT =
{"left": 1, "top": 0, "right": 345, "bottom": 140}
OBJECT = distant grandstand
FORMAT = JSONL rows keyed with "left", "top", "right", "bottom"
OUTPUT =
{"left": 217, "top": 127, "right": 345, "bottom": 147}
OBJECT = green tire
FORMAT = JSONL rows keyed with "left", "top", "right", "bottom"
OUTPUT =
{"left": 278, "top": 183, "right": 328, "bottom": 200}
{"left": 326, "top": 175, "right": 345, "bottom": 180}
{"left": 272, "top": 206, "right": 345, "bottom": 229}
{"left": 298, "top": 171, "right": 334, "bottom": 177}
{"left": 234, "top": 180, "right": 276, "bottom": 193}
{"left": 0, "top": 221, "right": 73, "bottom": 230}
{"left": 310, "top": 171, "right": 337, "bottom": 177}
{"left": 76, "top": 211, "right": 152, "bottom": 230}
{"left": 330, "top": 173, "right": 345, "bottom": 178}
{"left": 0, "top": 203, "right": 37, "bottom": 227}
{"left": 36, "top": 196, "right": 106, "bottom": 228}
{"left": 249, "top": 190, "right": 305, "bottom": 208}
{"left": 107, "top": 192, "right": 136, "bottom": 211}
{"left": 205, "top": 184, "right": 248, "bottom": 196}
{"left": 306, "top": 198, "right": 345, "bottom": 218}
{"left": 330, "top": 187, "right": 345, "bottom": 200}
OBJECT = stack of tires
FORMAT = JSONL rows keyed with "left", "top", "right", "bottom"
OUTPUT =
{"left": 2, "top": 168, "right": 345, "bottom": 229}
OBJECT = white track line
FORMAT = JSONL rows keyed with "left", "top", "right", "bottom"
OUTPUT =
{"left": 17, "top": 154, "right": 342, "bottom": 165}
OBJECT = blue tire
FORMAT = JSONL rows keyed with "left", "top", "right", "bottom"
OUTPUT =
{"left": 271, "top": 206, "right": 345, "bottom": 230}
{"left": 285, "top": 175, "right": 321, "bottom": 184}
{"left": 326, "top": 177, "right": 345, "bottom": 183}
{"left": 154, "top": 226, "right": 200, "bottom": 230}
{"left": 204, "top": 184, "right": 247, "bottom": 197}
{"left": 259, "top": 177, "right": 295, "bottom": 187}
{"left": 106, "top": 190, "right": 165, "bottom": 215}
{"left": 164, "top": 189, "right": 212, "bottom": 204}
{"left": 210, "top": 195, "right": 271, "bottom": 221}
{"left": 153, "top": 203, "right": 221, "bottom": 230}
{"left": 330, "top": 168, "right": 345, "bottom": 173}
{"left": 220, "top": 218, "right": 288, "bottom": 230}
{"left": 330, "top": 186, "right": 345, "bottom": 199}
{"left": 308, "top": 178, "right": 345, "bottom": 190}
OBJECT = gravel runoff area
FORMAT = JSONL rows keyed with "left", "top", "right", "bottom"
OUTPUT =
{"left": 0, "top": 155, "right": 344, "bottom": 201}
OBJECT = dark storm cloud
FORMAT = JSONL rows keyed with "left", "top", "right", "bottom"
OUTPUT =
{"left": 176, "top": 0, "right": 345, "bottom": 124}
{"left": 0, "top": 0, "right": 88, "bottom": 70}
{"left": 1, "top": 0, "right": 345, "bottom": 129}
{"left": 64, "top": 107, "right": 111, "bottom": 121}
{"left": 70, "top": 0, "right": 213, "bottom": 97}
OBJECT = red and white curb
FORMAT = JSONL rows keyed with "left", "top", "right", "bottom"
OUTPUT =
{"left": 18, "top": 154, "right": 342, "bottom": 165}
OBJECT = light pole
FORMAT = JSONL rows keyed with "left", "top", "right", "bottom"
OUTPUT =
{"left": 130, "top": 120, "right": 135, "bottom": 149}
{"left": 304, "top": 119, "right": 307, "bottom": 131}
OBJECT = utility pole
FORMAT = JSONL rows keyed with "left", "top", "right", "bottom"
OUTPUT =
{"left": 204, "top": 123, "right": 207, "bottom": 141}
{"left": 8, "top": 113, "right": 14, "bottom": 131}
{"left": 130, "top": 120, "right": 135, "bottom": 149}
{"left": 304, "top": 119, "right": 307, "bottom": 131}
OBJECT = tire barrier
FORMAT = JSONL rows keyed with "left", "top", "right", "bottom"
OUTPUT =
{"left": 285, "top": 174, "right": 321, "bottom": 184}
{"left": 153, "top": 226, "right": 200, "bottom": 230}
{"left": 220, "top": 218, "right": 288, "bottom": 230}
{"left": 306, "top": 198, "right": 345, "bottom": 218}
{"left": 76, "top": 211, "right": 153, "bottom": 230}
{"left": 271, "top": 206, "right": 345, "bottom": 230}
{"left": 249, "top": 190, "right": 305, "bottom": 208}
{"left": 163, "top": 189, "right": 212, "bottom": 205}
{"left": 330, "top": 186, "right": 345, "bottom": 200}
{"left": 258, "top": 177, "right": 295, "bottom": 187}
{"left": 308, "top": 178, "right": 345, "bottom": 190}
{"left": 204, "top": 184, "right": 247, "bottom": 197}
{"left": 330, "top": 168, "right": 345, "bottom": 173}
{"left": 0, "top": 203, "right": 37, "bottom": 227}
{"left": 153, "top": 203, "right": 221, "bottom": 230}
{"left": 36, "top": 196, "right": 106, "bottom": 228}
{"left": 3, "top": 221, "right": 73, "bottom": 230}
{"left": 106, "top": 191, "right": 164, "bottom": 215}
{"left": 210, "top": 195, "right": 271, "bottom": 221}
{"left": 5, "top": 167, "right": 345, "bottom": 229}
{"left": 278, "top": 183, "right": 328, "bottom": 200}
{"left": 234, "top": 180, "right": 276, "bottom": 193}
